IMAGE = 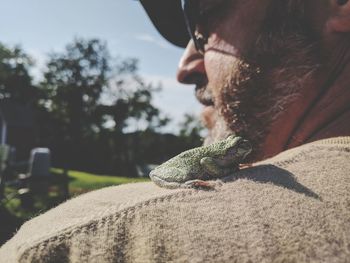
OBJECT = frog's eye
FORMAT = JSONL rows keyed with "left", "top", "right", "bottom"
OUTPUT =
{"left": 237, "top": 140, "right": 252, "bottom": 153}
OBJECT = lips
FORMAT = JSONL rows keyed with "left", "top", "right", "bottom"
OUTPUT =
{"left": 195, "top": 85, "right": 214, "bottom": 106}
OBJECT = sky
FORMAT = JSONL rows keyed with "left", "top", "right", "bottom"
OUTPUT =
{"left": 0, "top": 0, "right": 202, "bottom": 131}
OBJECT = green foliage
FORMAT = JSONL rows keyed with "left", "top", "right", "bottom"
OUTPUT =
{"left": 40, "top": 38, "right": 168, "bottom": 139}
{"left": 0, "top": 43, "right": 39, "bottom": 105}
{"left": 97, "top": 58, "right": 169, "bottom": 132}
{"left": 40, "top": 38, "right": 110, "bottom": 139}
{"left": 37, "top": 38, "right": 173, "bottom": 174}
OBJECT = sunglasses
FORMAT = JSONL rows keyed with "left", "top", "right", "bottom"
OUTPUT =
{"left": 181, "top": 0, "right": 207, "bottom": 54}
{"left": 181, "top": 0, "right": 231, "bottom": 54}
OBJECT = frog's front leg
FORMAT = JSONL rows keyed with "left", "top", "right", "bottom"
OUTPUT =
{"left": 200, "top": 157, "right": 238, "bottom": 178}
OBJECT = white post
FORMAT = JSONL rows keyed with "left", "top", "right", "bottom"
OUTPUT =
{"left": 1, "top": 120, "right": 6, "bottom": 145}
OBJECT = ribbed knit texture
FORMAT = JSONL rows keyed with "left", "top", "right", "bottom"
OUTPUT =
{"left": 1, "top": 137, "right": 349, "bottom": 263}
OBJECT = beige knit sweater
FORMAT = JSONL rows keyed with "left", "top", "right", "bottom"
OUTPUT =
{"left": 1, "top": 137, "right": 350, "bottom": 263}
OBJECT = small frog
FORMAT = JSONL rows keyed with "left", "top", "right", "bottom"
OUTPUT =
{"left": 149, "top": 135, "right": 252, "bottom": 189}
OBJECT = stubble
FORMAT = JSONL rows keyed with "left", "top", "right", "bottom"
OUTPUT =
{"left": 205, "top": 33, "right": 320, "bottom": 161}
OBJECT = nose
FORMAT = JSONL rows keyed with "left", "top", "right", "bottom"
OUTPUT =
{"left": 176, "top": 40, "right": 206, "bottom": 84}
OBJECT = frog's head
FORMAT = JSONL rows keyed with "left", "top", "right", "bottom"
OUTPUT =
{"left": 224, "top": 135, "right": 252, "bottom": 161}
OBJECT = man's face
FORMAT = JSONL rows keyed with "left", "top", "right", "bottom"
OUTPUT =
{"left": 177, "top": 0, "right": 322, "bottom": 160}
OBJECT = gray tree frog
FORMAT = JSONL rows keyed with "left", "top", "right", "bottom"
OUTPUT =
{"left": 149, "top": 135, "right": 252, "bottom": 189}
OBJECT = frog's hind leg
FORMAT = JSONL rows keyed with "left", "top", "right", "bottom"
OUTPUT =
{"left": 183, "top": 179, "right": 218, "bottom": 190}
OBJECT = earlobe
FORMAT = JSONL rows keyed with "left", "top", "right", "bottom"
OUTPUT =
{"left": 327, "top": 0, "right": 350, "bottom": 32}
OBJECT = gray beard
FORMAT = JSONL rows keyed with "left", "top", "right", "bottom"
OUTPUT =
{"left": 203, "top": 113, "right": 232, "bottom": 146}
{"left": 203, "top": 34, "right": 320, "bottom": 161}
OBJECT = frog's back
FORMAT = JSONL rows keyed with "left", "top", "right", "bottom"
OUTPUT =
{"left": 152, "top": 146, "right": 205, "bottom": 174}
{"left": 175, "top": 146, "right": 208, "bottom": 159}
{"left": 171, "top": 139, "right": 230, "bottom": 161}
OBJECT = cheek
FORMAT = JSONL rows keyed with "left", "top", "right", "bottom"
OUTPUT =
{"left": 204, "top": 51, "right": 231, "bottom": 95}
{"left": 204, "top": 56, "right": 226, "bottom": 101}
{"left": 204, "top": 51, "right": 243, "bottom": 100}
{"left": 204, "top": 53, "right": 225, "bottom": 82}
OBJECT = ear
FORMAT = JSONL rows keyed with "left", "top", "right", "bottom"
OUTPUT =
{"left": 327, "top": 0, "right": 350, "bottom": 32}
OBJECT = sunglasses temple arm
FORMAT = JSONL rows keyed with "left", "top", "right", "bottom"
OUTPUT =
{"left": 181, "top": 0, "right": 201, "bottom": 51}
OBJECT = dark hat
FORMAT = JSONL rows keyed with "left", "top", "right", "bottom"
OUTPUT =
{"left": 140, "top": 0, "right": 190, "bottom": 48}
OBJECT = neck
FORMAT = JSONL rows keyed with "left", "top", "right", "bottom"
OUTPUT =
{"left": 286, "top": 37, "right": 350, "bottom": 148}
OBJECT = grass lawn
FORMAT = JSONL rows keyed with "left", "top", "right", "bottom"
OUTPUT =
{"left": 0, "top": 169, "right": 150, "bottom": 245}
{"left": 51, "top": 168, "right": 150, "bottom": 195}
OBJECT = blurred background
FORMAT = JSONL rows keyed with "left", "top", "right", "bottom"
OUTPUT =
{"left": 0, "top": 0, "right": 204, "bottom": 245}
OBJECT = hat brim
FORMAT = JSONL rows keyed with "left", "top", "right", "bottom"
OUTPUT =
{"left": 140, "top": 0, "right": 190, "bottom": 48}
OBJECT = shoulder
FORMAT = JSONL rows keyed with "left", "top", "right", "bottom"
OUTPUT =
{"left": 0, "top": 182, "right": 184, "bottom": 262}
{"left": 1, "top": 137, "right": 349, "bottom": 262}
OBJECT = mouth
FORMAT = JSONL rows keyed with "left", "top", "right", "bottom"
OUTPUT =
{"left": 194, "top": 85, "right": 216, "bottom": 130}
{"left": 195, "top": 85, "right": 214, "bottom": 106}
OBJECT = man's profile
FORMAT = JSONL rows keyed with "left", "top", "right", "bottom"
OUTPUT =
{"left": 0, "top": 0, "right": 349, "bottom": 262}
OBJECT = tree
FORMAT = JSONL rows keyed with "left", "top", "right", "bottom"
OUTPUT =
{"left": 0, "top": 39, "right": 205, "bottom": 176}
{"left": 104, "top": 58, "right": 169, "bottom": 132}
{"left": 41, "top": 38, "right": 110, "bottom": 141}
{"left": 41, "top": 38, "right": 169, "bottom": 140}
{"left": 0, "top": 43, "right": 39, "bottom": 105}
{"left": 39, "top": 38, "right": 169, "bottom": 174}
